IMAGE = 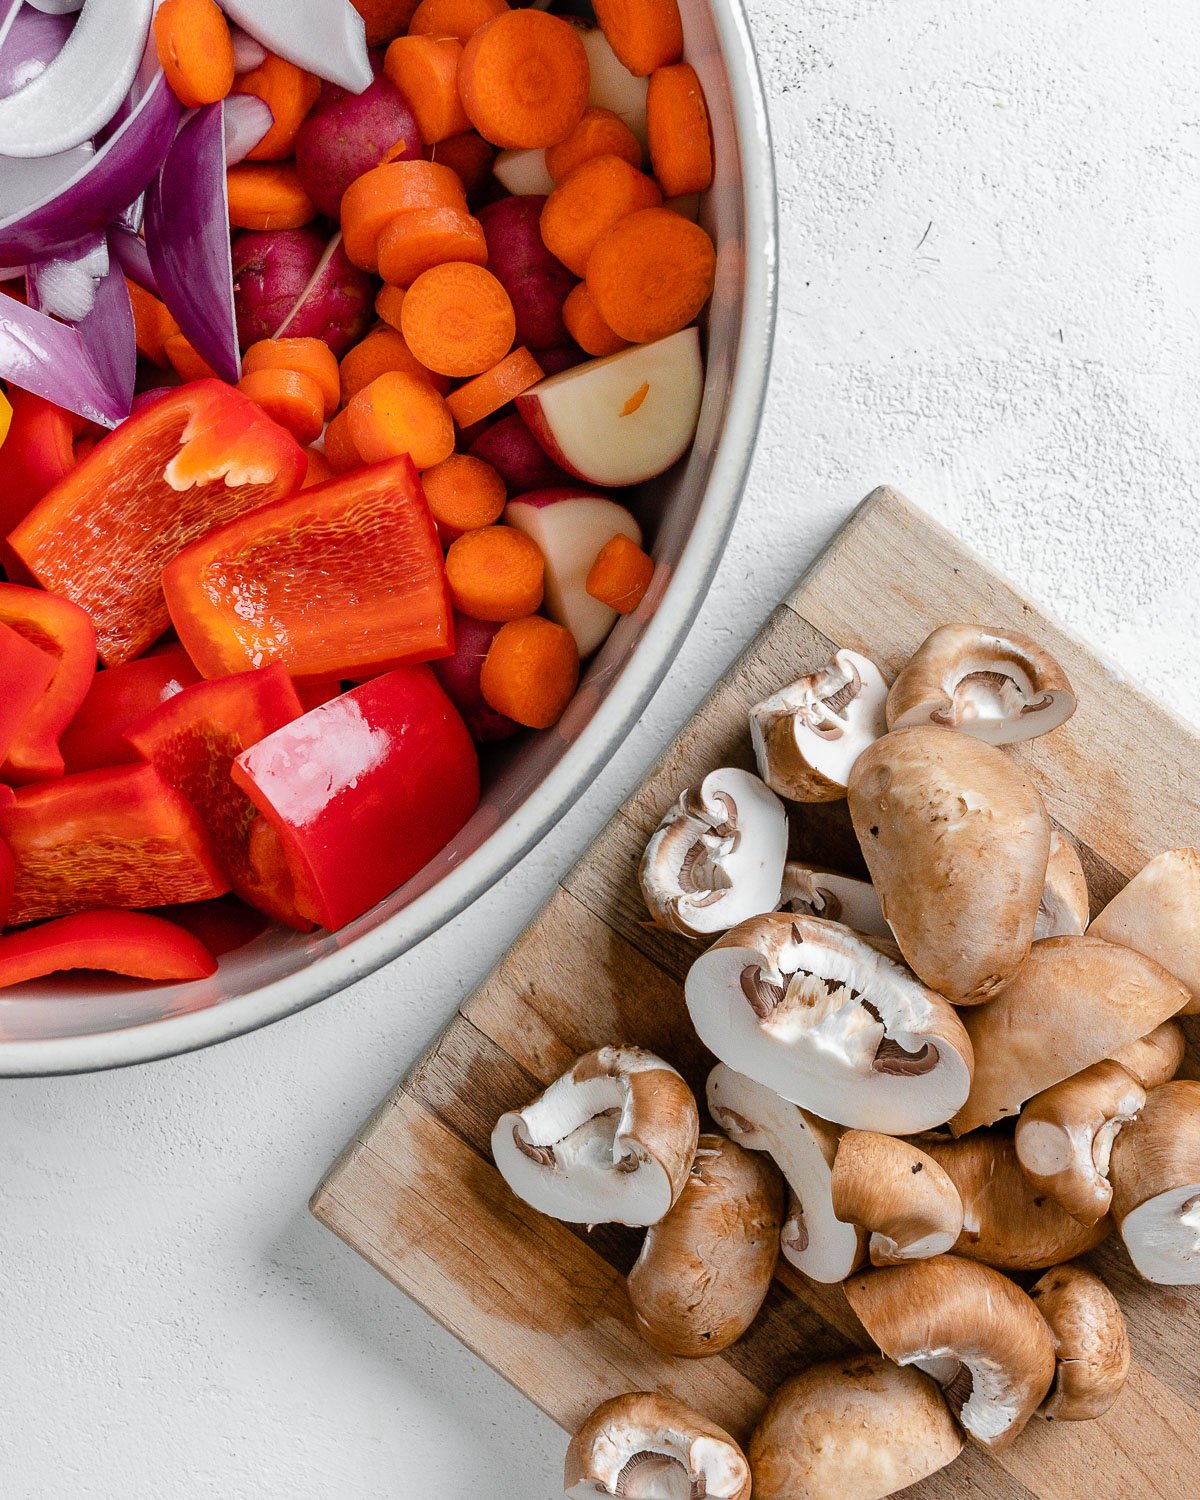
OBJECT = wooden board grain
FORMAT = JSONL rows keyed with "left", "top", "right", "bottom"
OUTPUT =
{"left": 311, "top": 488, "right": 1200, "bottom": 1496}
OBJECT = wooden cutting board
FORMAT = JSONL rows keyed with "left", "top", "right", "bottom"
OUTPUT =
{"left": 311, "top": 487, "right": 1200, "bottom": 1498}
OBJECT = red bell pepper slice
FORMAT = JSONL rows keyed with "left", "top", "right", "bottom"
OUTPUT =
{"left": 125, "top": 663, "right": 311, "bottom": 930}
{"left": 162, "top": 456, "right": 453, "bottom": 683}
{"left": 0, "top": 833, "right": 13, "bottom": 929}
{"left": 0, "top": 620, "right": 56, "bottom": 763}
{"left": 0, "top": 388, "right": 76, "bottom": 541}
{"left": 0, "top": 910, "right": 217, "bottom": 987}
{"left": 0, "top": 763, "right": 229, "bottom": 925}
{"left": 231, "top": 667, "right": 480, "bottom": 931}
{"left": 8, "top": 381, "right": 307, "bottom": 667}
{"left": 0, "top": 583, "right": 97, "bottom": 784}
{"left": 59, "top": 645, "right": 202, "bottom": 774}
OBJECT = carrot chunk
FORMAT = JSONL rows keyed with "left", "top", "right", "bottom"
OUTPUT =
{"left": 127, "top": 279, "right": 181, "bottom": 366}
{"left": 408, "top": 0, "right": 509, "bottom": 46}
{"left": 237, "top": 368, "right": 326, "bottom": 446}
{"left": 444, "top": 524, "right": 543, "bottom": 620}
{"left": 457, "top": 11, "right": 589, "bottom": 150}
{"left": 376, "top": 205, "right": 488, "bottom": 287}
{"left": 545, "top": 106, "right": 642, "bottom": 184}
{"left": 429, "top": 131, "right": 496, "bottom": 196}
{"left": 227, "top": 163, "right": 317, "bottom": 230}
{"left": 323, "top": 408, "right": 362, "bottom": 474}
{"left": 154, "top": 0, "right": 235, "bottom": 108}
{"left": 340, "top": 327, "right": 449, "bottom": 403}
{"left": 647, "top": 63, "right": 713, "bottom": 197}
{"left": 375, "top": 283, "right": 407, "bottom": 330}
{"left": 350, "top": 0, "right": 421, "bottom": 46}
{"left": 303, "top": 447, "right": 336, "bottom": 488}
{"left": 347, "top": 371, "right": 456, "bottom": 469}
{"left": 232, "top": 55, "right": 322, "bottom": 161}
{"left": 585, "top": 533, "right": 653, "bottom": 613}
{"left": 562, "top": 281, "right": 629, "bottom": 357}
{"left": 164, "top": 333, "right": 221, "bottom": 382}
{"left": 445, "top": 347, "right": 543, "bottom": 427}
{"left": 421, "top": 453, "right": 506, "bottom": 540}
{"left": 401, "top": 263, "right": 515, "bottom": 377}
{"left": 340, "top": 160, "right": 467, "bottom": 271}
{"left": 480, "top": 614, "right": 579, "bottom": 728}
{"left": 592, "top": 0, "right": 682, "bottom": 77}
{"left": 539, "top": 153, "right": 662, "bottom": 276}
{"left": 384, "top": 36, "right": 471, "bottom": 145}
{"left": 243, "top": 337, "right": 340, "bottom": 417}
{"left": 585, "top": 206, "right": 715, "bottom": 343}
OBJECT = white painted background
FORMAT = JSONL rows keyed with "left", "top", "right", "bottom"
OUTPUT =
{"left": 3, "top": 0, "right": 1200, "bottom": 1494}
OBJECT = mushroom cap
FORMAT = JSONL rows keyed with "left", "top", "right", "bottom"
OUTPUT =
{"left": 1108, "top": 1079, "right": 1200, "bottom": 1284}
{"left": 831, "top": 1130, "right": 963, "bottom": 1265}
{"left": 919, "top": 1131, "right": 1111, "bottom": 1269}
{"left": 491, "top": 1046, "right": 699, "bottom": 1227}
{"left": 1036, "top": 831, "right": 1091, "bottom": 940}
{"left": 950, "top": 935, "right": 1190, "bottom": 1134}
{"left": 1014, "top": 1060, "right": 1146, "bottom": 1226}
{"left": 747, "top": 1353, "right": 962, "bottom": 1500}
{"left": 780, "top": 861, "right": 891, "bottom": 940}
{"left": 1109, "top": 1019, "right": 1187, "bottom": 1090}
{"left": 749, "top": 649, "right": 889, "bottom": 803}
{"left": 885, "top": 623, "right": 1076, "bottom": 746}
{"left": 639, "top": 768, "right": 788, "bottom": 939}
{"left": 848, "top": 727, "right": 1051, "bottom": 1004}
{"left": 707, "top": 1064, "right": 865, "bottom": 1283}
{"left": 626, "top": 1130, "right": 784, "bottom": 1357}
{"left": 844, "top": 1255, "right": 1057, "bottom": 1449}
{"left": 1028, "top": 1262, "right": 1131, "bottom": 1420}
{"left": 1090, "top": 849, "right": 1200, "bottom": 1015}
{"left": 686, "top": 913, "right": 974, "bottom": 1135}
{"left": 565, "top": 1391, "right": 752, "bottom": 1500}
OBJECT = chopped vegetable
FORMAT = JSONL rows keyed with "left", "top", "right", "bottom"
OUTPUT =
{"left": 0, "top": 387, "right": 74, "bottom": 538}
{"left": 219, "top": 0, "right": 373, "bottom": 94}
{"left": 592, "top": 0, "right": 682, "bottom": 78}
{"left": 164, "top": 331, "right": 221, "bottom": 381}
{"left": 153, "top": 0, "right": 235, "bottom": 109}
{"left": 539, "top": 154, "right": 662, "bottom": 277}
{"left": 383, "top": 35, "right": 469, "bottom": 145}
{"left": 400, "top": 262, "right": 515, "bottom": 377}
{"left": 0, "top": 583, "right": 96, "bottom": 784}
{"left": 339, "top": 158, "right": 466, "bottom": 270}
{"left": 339, "top": 324, "right": 448, "bottom": 401}
{"left": 349, "top": 0, "right": 420, "bottom": 47}
{"left": 322, "top": 406, "right": 361, "bottom": 473}
{"left": 222, "top": 92, "right": 276, "bottom": 165}
{"left": 445, "top": 345, "right": 543, "bottom": 428}
{"left": 646, "top": 62, "right": 713, "bottom": 198}
{"left": 431, "top": 610, "right": 518, "bottom": 742}
{"left": 0, "top": 910, "right": 217, "bottom": 988}
{"left": 467, "top": 409, "right": 570, "bottom": 491}
{"left": 477, "top": 193, "right": 576, "bottom": 351}
{"left": 585, "top": 532, "right": 653, "bottom": 613}
{"left": 346, "top": 368, "right": 455, "bottom": 467}
{"left": 375, "top": 204, "right": 488, "bottom": 287}
{"left": 479, "top": 613, "right": 579, "bottom": 729}
{"left": 545, "top": 105, "right": 641, "bottom": 183}
{"left": 294, "top": 66, "right": 421, "bottom": 217}
{"left": 457, "top": 10, "right": 589, "bottom": 150}
{"left": 127, "top": 277, "right": 181, "bottom": 365}
{"left": 0, "top": 620, "right": 56, "bottom": 763}
{"left": 562, "top": 280, "right": 628, "bottom": 356}
{"left": 237, "top": 366, "right": 326, "bottom": 444}
{"left": 231, "top": 53, "right": 320, "bottom": 161}
{"left": 227, "top": 161, "right": 317, "bottom": 230}
{"left": 407, "top": 0, "right": 508, "bottom": 47}
{"left": 428, "top": 130, "right": 494, "bottom": 197}
{"left": 59, "top": 645, "right": 201, "bottom": 774}
{"left": 585, "top": 206, "right": 715, "bottom": 343}
{"left": 420, "top": 452, "right": 506, "bottom": 542}
{"left": 0, "top": 280, "right": 130, "bottom": 426}
{"left": 444, "top": 523, "right": 544, "bottom": 621}
{"left": 243, "top": 336, "right": 340, "bottom": 416}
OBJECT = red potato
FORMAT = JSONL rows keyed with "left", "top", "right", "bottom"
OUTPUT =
{"left": 431, "top": 611, "right": 519, "bottom": 743}
{"left": 467, "top": 410, "right": 572, "bottom": 492}
{"left": 233, "top": 229, "right": 376, "bottom": 356}
{"left": 476, "top": 194, "right": 576, "bottom": 352}
{"left": 271, "top": 234, "right": 378, "bottom": 358}
{"left": 533, "top": 344, "right": 584, "bottom": 375}
{"left": 295, "top": 68, "right": 423, "bottom": 219}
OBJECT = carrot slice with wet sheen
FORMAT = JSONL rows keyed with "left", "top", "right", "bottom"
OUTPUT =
{"left": 457, "top": 10, "right": 589, "bottom": 149}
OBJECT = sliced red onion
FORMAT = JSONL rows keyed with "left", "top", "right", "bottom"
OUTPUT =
{"left": 223, "top": 91, "right": 274, "bottom": 166}
{"left": 0, "top": 0, "right": 153, "bottom": 158}
{"left": 110, "top": 223, "right": 158, "bottom": 297}
{"left": 75, "top": 242, "right": 135, "bottom": 415}
{"left": 230, "top": 23, "right": 267, "bottom": 72}
{"left": 220, "top": 0, "right": 372, "bottom": 93}
{"left": 117, "top": 191, "right": 143, "bottom": 233}
{"left": 25, "top": 2, "right": 86, "bottom": 13}
{"left": 145, "top": 101, "right": 239, "bottom": 383}
{"left": 26, "top": 233, "right": 108, "bottom": 320}
{"left": 0, "top": 4, "right": 72, "bottom": 96}
{"left": 0, "top": 286, "right": 128, "bottom": 425}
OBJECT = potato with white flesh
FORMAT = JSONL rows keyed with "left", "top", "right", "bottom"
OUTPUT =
{"left": 565, "top": 1392, "right": 750, "bottom": 1500}
{"left": 886, "top": 623, "right": 1077, "bottom": 745}
{"left": 626, "top": 1131, "right": 783, "bottom": 1356}
{"left": 1109, "top": 1019, "right": 1187, "bottom": 1088}
{"left": 1014, "top": 1060, "right": 1146, "bottom": 1226}
{"left": 491, "top": 1046, "right": 698, "bottom": 1227}
{"left": 950, "top": 935, "right": 1190, "bottom": 1135}
{"left": 1090, "top": 849, "right": 1200, "bottom": 1014}
{"left": 504, "top": 489, "right": 642, "bottom": 656}
{"left": 639, "top": 769, "right": 787, "bottom": 939}
{"left": 579, "top": 26, "right": 650, "bottom": 147}
{"left": 707, "top": 1063, "right": 865, "bottom": 1283}
{"left": 516, "top": 329, "right": 703, "bottom": 488}
{"left": 919, "top": 1132, "right": 1110, "bottom": 1269}
{"left": 1036, "top": 831, "right": 1091, "bottom": 940}
{"left": 1108, "top": 1080, "right": 1200, "bottom": 1284}
{"left": 686, "top": 914, "right": 974, "bottom": 1134}
{"left": 492, "top": 147, "right": 555, "bottom": 197}
{"left": 848, "top": 726, "right": 1051, "bottom": 1004}
{"left": 780, "top": 861, "right": 890, "bottom": 938}
{"left": 748, "top": 1354, "right": 962, "bottom": 1500}
{"left": 844, "top": 1256, "right": 1056, "bottom": 1450}
{"left": 1029, "top": 1263, "right": 1131, "bottom": 1420}
{"left": 749, "top": 650, "right": 889, "bottom": 803}
{"left": 831, "top": 1131, "right": 963, "bottom": 1266}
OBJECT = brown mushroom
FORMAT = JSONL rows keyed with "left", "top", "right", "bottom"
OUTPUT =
{"left": 1109, "top": 1020, "right": 1187, "bottom": 1089}
{"left": 1108, "top": 1080, "right": 1200, "bottom": 1284}
{"left": 565, "top": 1391, "right": 752, "bottom": 1500}
{"left": 1029, "top": 1263, "right": 1131, "bottom": 1420}
{"left": 830, "top": 1131, "right": 963, "bottom": 1265}
{"left": 1090, "top": 849, "right": 1200, "bottom": 1015}
{"left": 1036, "top": 831, "right": 1090, "bottom": 940}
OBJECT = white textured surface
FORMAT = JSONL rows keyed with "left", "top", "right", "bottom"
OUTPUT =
{"left": 3, "top": 1, "right": 1199, "bottom": 1494}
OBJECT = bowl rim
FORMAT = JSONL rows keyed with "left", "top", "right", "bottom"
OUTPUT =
{"left": 0, "top": 0, "right": 779, "bottom": 1077}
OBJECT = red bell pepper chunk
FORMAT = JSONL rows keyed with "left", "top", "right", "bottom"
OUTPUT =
{"left": 59, "top": 645, "right": 202, "bottom": 774}
{"left": 0, "top": 388, "right": 76, "bottom": 541}
{"left": 9, "top": 381, "right": 307, "bottom": 667}
{"left": 0, "top": 620, "right": 56, "bottom": 763}
{"left": 0, "top": 910, "right": 217, "bottom": 987}
{"left": 125, "top": 663, "right": 311, "bottom": 930}
{"left": 0, "top": 833, "right": 13, "bottom": 929}
{"left": 0, "top": 763, "right": 229, "bottom": 925}
{"left": 162, "top": 456, "right": 453, "bottom": 683}
{"left": 0, "top": 583, "right": 97, "bottom": 784}
{"left": 231, "top": 667, "right": 480, "bottom": 931}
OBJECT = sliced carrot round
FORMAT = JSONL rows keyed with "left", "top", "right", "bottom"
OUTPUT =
{"left": 340, "top": 159, "right": 467, "bottom": 271}
{"left": 376, "top": 205, "right": 488, "bottom": 287}
{"left": 238, "top": 368, "right": 326, "bottom": 445}
{"left": 400, "top": 263, "right": 515, "bottom": 377}
{"left": 647, "top": 63, "right": 714, "bottom": 198}
{"left": 539, "top": 153, "right": 662, "bottom": 277}
{"left": 545, "top": 106, "right": 641, "bottom": 184}
{"left": 323, "top": 408, "right": 362, "bottom": 474}
{"left": 340, "top": 326, "right": 449, "bottom": 403}
{"left": 592, "top": 0, "right": 683, "bottom": 77}
{"left": 154, "top": 0, "right": 235, "bottom": 109}
{"left": 375, "top": 283, "right": 407, "bottom": 331}
{"left": 457, "top": 10, "right": 590, "bottom": 150}
{"left": 480, "top": 614, "right": 579, "bottom": 728}
{"left": 384, "top": 35, "right": 471, "bottom": 145}
{"left": 232, "top": 54, "right": 322, "bottom": 161}
{"left": 227, "top": 163, "right": 316, "bottom": 231}
{"left": 445, "top": 346, "right": 543, "bottom": 428}
{"left": 347, "top": 370, "right": 456, "bottom": 469}
{"left": 444, "top": 524, "right": 543, "bottom": 620}
{"left": 421, "top": 453, "right": 506, "bottom": 539}
{"left": 586, "top": 206, "right": 716, "bottom": 343}
{"left": 562, "top": 281, "right": 629, "bottom": 357}
{"left": 408, "top": 0, "right": 509, "bottom": 46}
{"left": 243, "top": 337, "right": 340, "bottom": 417}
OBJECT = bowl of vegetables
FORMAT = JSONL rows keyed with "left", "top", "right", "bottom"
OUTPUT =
{"left": 0, "top": 0, "right": 775, "bottom": 1073}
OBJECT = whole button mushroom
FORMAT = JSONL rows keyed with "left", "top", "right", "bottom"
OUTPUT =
{"left": 830, "top": 1130, "right": 963, "bottom": 1266}
{"left": 1029, "top": 1262, "right": 1131, "bottom": 1421}
{"left": 1089, "top": 849, "right": 1200, "bottom": 1014}
{"left": 1108, "top": 1079, "right": 1200, "bottom": 1284}
{"left": 564, "top": 1391, "right": 751, "bottom": 1500}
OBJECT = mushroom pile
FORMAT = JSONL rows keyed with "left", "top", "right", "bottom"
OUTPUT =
{"left": 489, "top": 623, "right": 1200, "bottom": 1499}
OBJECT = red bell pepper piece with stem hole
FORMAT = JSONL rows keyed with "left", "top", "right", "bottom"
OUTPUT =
{"left": 8, "top": 381, "right": 307, "bottom": 667}
{"left": 125, "top": 664, "right": 312, "bottom": 930}
{"left": 0, "top": 910, "right": 217, "bottom": 987}
{"left": 231, "top": 667, "right": 480, "bottom": 931}
{"left": 0, "top": 763, "right": 229, "bottom": 925}
{"left": 162, "top": 456, "right": 453, "bottom": 683}
{"left": 0, "top": 622, "right": 56, "bottom": 764}
{"left": 0, "top": 584, "right": 97, "bottom": 785}
{"left": 59, "top": 645, "right": 202, "bottom": 774}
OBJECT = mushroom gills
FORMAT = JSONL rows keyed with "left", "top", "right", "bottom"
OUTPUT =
{"left": 610, "top": 1448, "right": 703, "bottom": 1500}
{"left": 912, "top": 1350, "right": 1018, "bottom": 1444}
{"left": 780, "top": 862, "right": 891, "bottom": 940}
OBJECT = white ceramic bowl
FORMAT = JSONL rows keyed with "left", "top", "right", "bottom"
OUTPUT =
{"left": 0, "top": 0, "right": 777, "bottom": 1074}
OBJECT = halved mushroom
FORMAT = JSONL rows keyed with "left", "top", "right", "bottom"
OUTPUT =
{"left": 1036, "top": 831, "right": 1090, "bottom": 940}
{"left": 565, "top": 1391, "right": 752, "bottom": 1500}
{"left": 747, "top": 1354, "right": 962, "bottom": 1500}
{"left": 707, "top": 1064, "right": 864, "bottom": 1283}
{"left": 686, "top": 914, "right": 973, "bottom": 1134}
{"left": 626, "top": 1130, "right": 783, "bottom": 1356}
{"left": 749, "top": 649, "right": 889, "bottom": 803}
{"left": 1014, "top": 1061, "right": 1146, "bottom": 1226}
{"left": 919, "top": 1132, "right": 1111, "bottom": 1269}
{"left": 1109, "top": 1019, "right": 1187, "bottom": 1089}
{"left": 1089, "top": 849, "right": 1200, "bottom": 1015}
{"left": 1028, "top": 1262, "right": 1131, "bottom": 1420}
{"left": 491, "top": 1046, "right": 699, "bottom": 1227}
{"left": 639, "top": 768, "right": 788, "bottom": 939}
{"left": 885, "top": 623, "right": 1076, "bottom": 745}
{"left": 831, "top": 1131, "right": 963, "bottom": 1265}
{"left": 779, "top": 861, "right": 891, "bottom": 939}
{"left": 844, "top": 1255, "right": 1057, "bottom": 1449}
{"left": 1108, "top": 1079, "right": 1200, "bottom": 1284}
{"left": 848, "top": 726, "right": 1051, "bottom": 1004}
{"left": 950, "top": 935, "right": 1190, "bottom": 1134}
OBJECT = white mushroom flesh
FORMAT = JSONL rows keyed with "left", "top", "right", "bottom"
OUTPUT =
{"left": 565, "top": 1424, "right": 747, "bottom": 1500}
{"left": 1035, "top": 832, "right": 1090, "bottom": 940}
{"left": 779, "top": 862, "right": 891, "bottom": 939}
{"left": 1121, "top": 1185, "right": 1200, "bottom": 1284}
{"left": 912, "top": 1350, "right": 1018, "bottom": 1444}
